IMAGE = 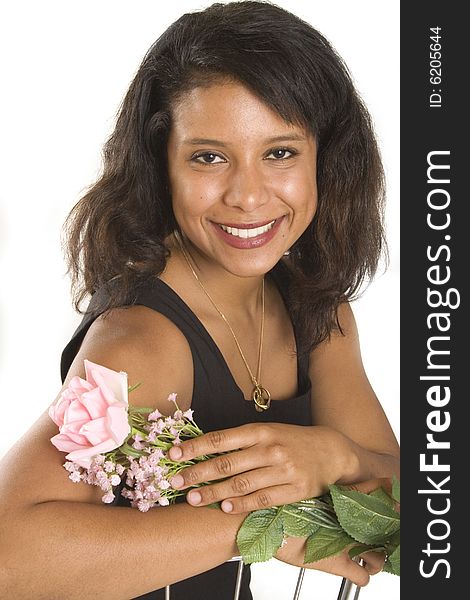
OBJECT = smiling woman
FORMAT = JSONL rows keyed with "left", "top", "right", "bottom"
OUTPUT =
{"left": 0, "top": 1, "right": 399, "bottom": 599}
{"left": 167, "top": 81, "right": 318, "bottom": 277}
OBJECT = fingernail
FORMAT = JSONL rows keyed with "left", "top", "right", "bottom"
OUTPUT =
{"left": 169, "top": 446, "right": 183, "bottom": 460}
{"left": 221, "top": 500, "right": 233, "bottom": 513}
{"left": 170, "top": 474, "right": 184, "bottom": 489}
{"left": 187, "top": 491, "right": 202, "bottom": 505}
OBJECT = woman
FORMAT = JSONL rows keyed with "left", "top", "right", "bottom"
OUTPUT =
{"left": 0, "top": 1, "right": 399, "bottom": 598}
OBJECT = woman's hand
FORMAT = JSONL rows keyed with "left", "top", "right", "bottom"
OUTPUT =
{"left": 168, "top": 423, "right": 353, "bottom": 513}
{"left": 276, "top": 476, "right": 390, "bottom": 587}
{"left": 275, "top": 536, "right": 385, "bottom": 587}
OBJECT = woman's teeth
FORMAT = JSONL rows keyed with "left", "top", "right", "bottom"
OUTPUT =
{"left": 218, "top": 220, "right": 276, "bottom": 238}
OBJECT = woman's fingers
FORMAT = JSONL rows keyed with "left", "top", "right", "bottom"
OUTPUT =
{"left": 187, "top": 480, "right": 295, "bottom": 514}
{"left": 177, "top": 462, "right": 300, "bottom": 514}
{"left": 170, "top": 445, "right": 271, "bottom": 491}
{"left": 360, "top": 550, "right": 386, "bottom": 575}
{"left": 277, "top": 539, "right": 371, "bottom": 587}
{"left": 221, "top": 483, "right": 294, "bottom": 514}
{"left": 181, "top": 465, "right": 278, "bottom": 507}
{"left": 309, "top": 553, "right": 370, "bottom": 587}
{"left": 168, "top": 425, "right": 257, "bottom": 462}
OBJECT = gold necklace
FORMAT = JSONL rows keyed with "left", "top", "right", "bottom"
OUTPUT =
{"left": 175, "top": 233, "right": 271, "bottom": 411}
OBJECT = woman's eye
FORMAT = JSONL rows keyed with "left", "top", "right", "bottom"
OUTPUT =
{"left": 266, "top": 147, "right": 297, "bottom": 160}
{"left": 192, "top": 152, "right": 225, "bottom": 165}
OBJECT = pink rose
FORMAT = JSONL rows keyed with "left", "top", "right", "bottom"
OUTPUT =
{"left": 49, "top": 360, "right": 131, "bottom": 468}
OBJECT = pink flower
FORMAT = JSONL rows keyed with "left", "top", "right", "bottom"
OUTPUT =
{"left": 183, "top": 409, "right": 194, "bottom": 420}
{"left": 148, "top": 409, "right": 162, "bottom": 421}
{"left": 110, "top": 474, "right": 121, "bottom": 486}
{"left": 49, "top": 360, "right": 131, "bottom": 468}
{"left": 150, "top": 420, "right": 166, "bottom": 434}
{"left": 102, "top": 491, "right": 115, "bottom": 504}
{"left": 137, "top": 499, "right": 152, "bottom": 512}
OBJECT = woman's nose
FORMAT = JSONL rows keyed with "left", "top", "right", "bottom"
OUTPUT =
{"left": 222, "top": 163, "right": 270, "bottom": 212}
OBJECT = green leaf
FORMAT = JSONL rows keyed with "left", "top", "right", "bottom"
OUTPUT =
{"left": 237, "top": 508, "right": 284, "bottom": 564}
{"left": 129, "top": 405, "right": 151, "bottom": 413}
{"left": 383, "top": 544, "right": 400, "bottom": 576}
{"left": 282, "top": 506, "right": 322, "bottom": 538}
{"left": 385, "top": 530, "right": 400, "bottom": 553}
{"left": 370, "top": 487, "right": 395, "bottom": 509}
{"left": 119, "top": 443, "right": 143, "bottom": 458}
{"left": 304, "top": 526, "right": 355, "bottom": 563}
{"left": 128, "top": 382, "right": 143, "bottom": 394}
{"left": 329, "top": 485, "right": 400, "bottom": 545}
{"left": 348, "top": 544, "right": 375, "bottom": 560}
{"left": 391, "top": 476, "right": 400, "bottom": 504}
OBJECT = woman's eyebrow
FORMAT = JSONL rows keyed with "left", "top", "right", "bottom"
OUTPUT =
{"left": 183, "top": 134, "right": 307, "bottom": 147}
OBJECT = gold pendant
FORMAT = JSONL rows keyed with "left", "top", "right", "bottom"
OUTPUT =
{"left": 253, "top": 385, "right": 271, "bottom": 412}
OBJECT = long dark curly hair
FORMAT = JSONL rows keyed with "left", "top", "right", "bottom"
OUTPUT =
{"left": 64, "top": 0, "right": 386, "bottom": 355}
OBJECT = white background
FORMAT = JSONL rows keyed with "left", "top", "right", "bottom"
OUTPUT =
{"left": 0, "top": 1, "right": 399, "bottom": 598}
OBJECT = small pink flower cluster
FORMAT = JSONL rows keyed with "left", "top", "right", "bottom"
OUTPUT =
{"left": 121, "top": 451, "right": 172, "bottom": 511}
{"left": 64, "top": 455, "right": 125, "bottom": 504}
{"left": 59, "top": 390, "right": 206, "bottom": 511}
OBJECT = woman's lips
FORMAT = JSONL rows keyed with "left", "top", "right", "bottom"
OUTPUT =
{"left": 211, "top": 216, "right": 285, "bottom": 249}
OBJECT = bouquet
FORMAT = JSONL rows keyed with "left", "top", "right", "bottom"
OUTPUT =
{"left": 49, "top": 360, "right": 400, "bottom": 575}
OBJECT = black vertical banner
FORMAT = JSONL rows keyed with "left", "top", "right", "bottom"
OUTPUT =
{"left": 401, "top": 2, "right": 466, "bottom": 597}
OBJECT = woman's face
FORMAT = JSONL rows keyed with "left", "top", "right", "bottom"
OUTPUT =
{"left": 167, "top": 80, "right": 318, "bottom": 277}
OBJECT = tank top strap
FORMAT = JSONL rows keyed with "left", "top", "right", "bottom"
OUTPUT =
{"left": 60, "top": 278, "right": 224, "bottom": 408}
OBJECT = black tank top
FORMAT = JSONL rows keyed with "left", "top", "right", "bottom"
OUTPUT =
{"left": 60, "top": 263, "right": 312, "bottom": 600}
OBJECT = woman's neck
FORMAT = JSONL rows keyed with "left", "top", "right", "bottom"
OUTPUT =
{"left": 163, "top": 234, "right": 266, "bottom": 320}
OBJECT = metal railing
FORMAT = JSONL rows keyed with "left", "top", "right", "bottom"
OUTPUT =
{"left": 163, "top": 558, "right": 361, "bottom": 599}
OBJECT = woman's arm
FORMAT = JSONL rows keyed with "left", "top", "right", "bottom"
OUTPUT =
{"left": 0, "top": 306, "right": 245, "bottom": 599}
{"left": 0, "top": 302, "right": 394, "bottom": 596}
{"left": 307, "top": 301, "right": 400, "bottom": 484}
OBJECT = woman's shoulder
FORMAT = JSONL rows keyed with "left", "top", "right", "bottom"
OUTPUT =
{"left": 65, "top": 304, "right": 194, "bottom": 411}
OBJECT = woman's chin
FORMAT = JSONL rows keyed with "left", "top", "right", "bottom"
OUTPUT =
{"left": 212, "top": 253, "right": 284, "bottom": 278}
